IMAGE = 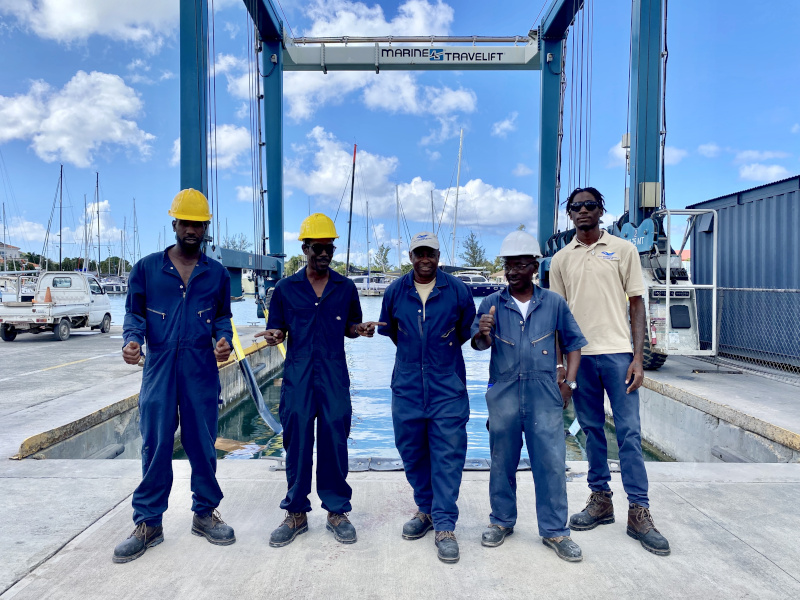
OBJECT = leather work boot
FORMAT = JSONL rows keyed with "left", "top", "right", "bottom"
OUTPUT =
{"left": 570, "top": 490, "right": 615, "bottom": 531}
{"left": 542, "top": 536, "right": 583, "bottom": 562}
{"left": 402, "top": 511, "right": 433, "bottom": 540}
{"left": 112, "top": 522, "right": 164, "bottom": 564}
{"left": 269, "top": 512, "right": 308, "bottom": 548}
{"left": 627, "top": 504, "right": 671, "bottom": 556}
{"left": 481, "top": 523, "right": 514, "bottom": 548}
{"left": 326, "top": 512, "right": 357, "bottom": 544}
{"left": 191, "top": 510, "right": 236, "bottom": 546}
{"left": 435, "top": 531, "right": 459, "bottom": 564}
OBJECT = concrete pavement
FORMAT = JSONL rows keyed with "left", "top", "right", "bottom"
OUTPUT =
{"left": 3, "top": 462, "right": 800, "bottom": 600}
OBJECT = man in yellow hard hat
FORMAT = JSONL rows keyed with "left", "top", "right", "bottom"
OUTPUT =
{"left": 114, "top": 188, "right": 235, "bottom": 563}
{"left": 257, "top": 213, "right": 384, "bottom": 548}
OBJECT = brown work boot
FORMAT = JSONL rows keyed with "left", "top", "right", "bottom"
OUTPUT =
{"left": 269, "top": 512, "right": 308, "bottom": 548}
{"left": 569, "top": 490, "right": 615, "bottom": 531}
{"left": 326, "top": 512, "right": 357, "bottom": 544}
{"left": 627, "top": 503, "right": 671, "bottom": 556}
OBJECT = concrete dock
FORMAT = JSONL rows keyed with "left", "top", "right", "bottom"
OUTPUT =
{"left": 2, "top": 328, "right": 800, "bottom": 599}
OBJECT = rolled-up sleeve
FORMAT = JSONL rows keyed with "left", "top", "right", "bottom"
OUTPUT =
{"left": 122, "top": 261, "right": 146, "bottom": 348}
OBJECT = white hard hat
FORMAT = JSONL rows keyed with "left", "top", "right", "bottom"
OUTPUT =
{"left": 497, "top": 230, "right": 542, "bottom": 258}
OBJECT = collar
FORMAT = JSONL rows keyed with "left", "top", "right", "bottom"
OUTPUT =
{"left": 289, "top": 266, "right": 345, "bottom": 283}
{"left": 570, "top": 230, "right": 607, "bottom": 250}
{"left": 402, "top": 269, "right": 449, "bottom": 289}
{"left": 162, "top": 244, "right": 210, "bottom": 266}
{"left": 499, "top": 284, "right": 544, "bottom": 316}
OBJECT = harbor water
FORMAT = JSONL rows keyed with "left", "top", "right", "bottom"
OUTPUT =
{"left": 106, "top": 294, "right": 666, "bottom": 462}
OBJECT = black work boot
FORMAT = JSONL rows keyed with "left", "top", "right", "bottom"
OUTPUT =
{"left": 542, "top": 536, "right": 583, "bottom": 562}
{"left": 481, "top": 523, "right": 514, "bottom": 548}
{"left": 326, "top": 512, "right": 357, "bottom": 544}
{"left": 112, "top": 522, "right": 163, "bottom": 564}
{"left": 269, "top": 512, "right": 308, "bottom": 548}
{"left": 570, "top": 490, "right": 615, "bottom": 531}
{"left": 435, "top": 531, "right": 459, "bottom": 564}
{"left": 191, "top": 509, "right": 236, "bottom": 546}
{"left": 402, "top": 511, "right": 433, "bottom": 540}
{"left": 627, "top": 503, "right": 671, "bottom": 556}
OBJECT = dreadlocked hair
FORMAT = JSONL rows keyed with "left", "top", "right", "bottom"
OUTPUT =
{"left": 565, "top": 187, "right": 605, "bottom": 214}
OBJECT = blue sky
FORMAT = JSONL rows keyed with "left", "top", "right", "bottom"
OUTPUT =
{"left": 0, "top": 0, "right": 798, "bottom": 268}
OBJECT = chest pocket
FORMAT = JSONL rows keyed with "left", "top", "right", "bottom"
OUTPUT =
{"left": 530, "top": 330, "right": 556, "bottom": 371}
{"left": 196, "top": 306, "right": 214, "bottom": 336}
{"left": 145, "top": 307, "right": 169, "bottom": 346}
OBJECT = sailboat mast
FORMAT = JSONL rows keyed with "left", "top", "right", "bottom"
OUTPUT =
{"left": 96, "top": 173, "right": 101, "bottom": 277}
{"left": 345, "top": 144, "right": 357, "bottom": 276}
{"left": 2, "top": 202, "right": 6, "bottom": 272}
{"left": 452, "top": 128, "right": 463, "bottom": 266}
{"left": 59, "top": 164, "right": 63, "bottom": 270}
{"left": 396, "top": 186, "right": 402, "bottom": 271}
{"left": 133, "top": 198, "right": 138, "bottom": 262}
{"left": 430, "top": 189, "right": 435, "bottom": 232}
{"left": 83, "top": 194, "right": 89, "bottom": 272}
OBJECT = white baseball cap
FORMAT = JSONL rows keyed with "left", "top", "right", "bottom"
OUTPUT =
{"left": 409, "top": 231, "right": 440, "bottom": 252}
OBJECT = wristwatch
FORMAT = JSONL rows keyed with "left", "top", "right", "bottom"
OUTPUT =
{"left": 563, "top": 380, "right": 578, "bottom": 391}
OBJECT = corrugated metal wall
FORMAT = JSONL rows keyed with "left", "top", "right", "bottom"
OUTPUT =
{"left": 688, "top": 176, "right": 800, "bottom": 365}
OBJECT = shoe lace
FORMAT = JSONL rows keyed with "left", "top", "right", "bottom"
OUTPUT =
{"left": 328, "top": 512, "right": 351, "bottom": 526}
{"left": 586, "top": 491, "right": 607, "bottom": 508}
{"left": 435, "top": 531, "right": 456, "bottom": 542}
{"left": 131, "top": 522, "right": 148, "bottom": 540}
{"left": 631, "top": 505, "right": 658, "bottom": 532}
{"left": 211, "top": 509, "right": 226, "bottom": 525}
{"left": 413, "top": 511, "right": 430, "bottom": 523}
{"left": 281, "top": 511, "right": 305, "bottom": 528}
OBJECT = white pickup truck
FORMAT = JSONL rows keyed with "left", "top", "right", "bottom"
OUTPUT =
{"left": 0, "top": 272, "right": 113, "bottom": 342}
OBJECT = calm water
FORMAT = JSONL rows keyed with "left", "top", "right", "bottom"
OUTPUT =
{"left": 160, "top": 295, "right": 666, "bottom": 462}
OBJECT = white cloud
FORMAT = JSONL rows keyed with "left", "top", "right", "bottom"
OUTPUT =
{"left": 0, "top": 71, "right": 154, "bottom": 168}
{"left": 285, "top": 127, "right": 534, "bottom": 231}
{"left": 211, "top": 124, "right": 250, "bottom": 169}
{"left": 0, "top": 0, "right": 240, "bottom": 52}
{"left": 697, "top": 143, "right": 720, "bottom": 158}
{"left": 223, "top": 22, "right": 240, "bottom": 39}
{"left": 170, "top": 138, "right": 180, "bottom": 166}
{"left": 791, "top": 124, "right": 800, "bottom": 134}
{"left": 739, "top": 163, "right": 790, "bottom": 182}
{"left": 361, "top": 72, "right": 476, "bottom": 116}
{"left": 235, "top": 102, "right": 249, "bottom": 119}
{"left": 664, "top": 146, "right": 688, "bottom": 166}
{"left": 512, "top": 163, "right": 533, "bottom": 176}
{"left": 735, "top": 150, "right": 789, "bottom": 163}
{"left": 236, "top": 185, "right": 254, "bottom": 202}
{"left": 607, "top": 143, "right": 627, "bottom": 168}
{"left": 425, "top": 149, "right": 441, "bottom": 161}
{"left": 283, "top": 0, "right": 466, "bottom": 121}
{"left": 284, "top": 231, "right": 300, "bottom": 242}
{"left": 420, "top": 115, "right": 464, "bottom": 146}
{"left": 491, "top": 112, "right": 518, "bottom": 138}
{"left": 159, "top": 70, "right": 175, "bottom": 81}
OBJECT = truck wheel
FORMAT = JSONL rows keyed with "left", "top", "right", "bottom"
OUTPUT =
{"left": 0, "top": 324, "right": 16, "bottom": 342}
{"left": 100, "top": 314, "right": 111, "bottom": 333}
{"left": 54, "top": 318, "right": 71, "bottom": 341}
{"left": 643, "top": 339, "right": 667, "bottom": 370}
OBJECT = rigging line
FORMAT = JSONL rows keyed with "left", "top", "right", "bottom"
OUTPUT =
{"left": 661, "top": 0, "right": 669, "bottom": 209}
{"left": 41, "top": 173, "right": 60, "bottom": 260}
{"left": 192, "top": 0, "right": 206, "bottom": 236}
{"left": 530, "top": 0, "right": 549, "bottom": 32}
{"left": 210, "top": 0, "right": 221, "bottom": 243}
{"left": 275, "top": 0, "right": 296, "bottom": 39}
{"left": 247, "top": 20, "right": 257, "bottom": 253}
{"left": 333, "top": 162, "right": 354, "bottom": 223}
{"left": 578, "top": 2, "right": 585, "bottom": 187}
{"left": 567, "top": 9, "right": 575, "bottom": 194}
{"left": 587, "top": 0, "right": 594, "bottom": 183}
{"left": 554, "top": 37, "right": 567, "bottom": 229}
{"left": 436, "top": 152, "right": 459, "bottom": 235}
{"left": 624, "top": 0, "right": 634, "bottom": 208}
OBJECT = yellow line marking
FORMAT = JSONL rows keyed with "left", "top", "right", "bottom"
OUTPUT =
{"left": 0, "top": 351, "right": 121, "bottom": 382}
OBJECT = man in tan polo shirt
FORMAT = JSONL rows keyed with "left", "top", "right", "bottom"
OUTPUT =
{"left": 549, "top": 187, "right": 670, "bottom": 556}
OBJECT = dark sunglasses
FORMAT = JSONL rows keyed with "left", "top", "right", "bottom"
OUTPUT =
{"left": 569, "top": 200, "right": 601, "bottom": 212}
{"left": 308, "top": 243, "right": 336, "bottom": 255}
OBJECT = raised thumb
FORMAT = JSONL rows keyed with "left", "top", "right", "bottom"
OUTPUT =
{"left": 489, "top": 306, "right": 496, "bottom": 316}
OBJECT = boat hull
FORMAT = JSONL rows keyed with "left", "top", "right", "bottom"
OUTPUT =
{"left": 468, "top": 283, "right": 506, "bottom": 297}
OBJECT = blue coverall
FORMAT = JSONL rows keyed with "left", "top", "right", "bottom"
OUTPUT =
{"left": 378, "top": 270, "right": 476, "bottom": 532}
{"left": 123, "top": 247, "right": 232, "bottom": 527}
{"left": 266, "top": 267, "right": 363, "bottom": 514}
{"left": 471, "top": 286, "right": 586, "bottom": 538}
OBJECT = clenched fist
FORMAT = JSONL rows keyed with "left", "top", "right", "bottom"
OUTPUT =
{"left": 122, "top": 341, "right": 141, "bottom": 365}
{"left": 214, "top": 337, "right": 232, "bottom": 362}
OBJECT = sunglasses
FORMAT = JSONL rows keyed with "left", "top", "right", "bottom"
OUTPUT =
{"left": 308, "top": 243, "right": 336, "bottom": 255}
{"left": 569, "top": 200, "right": 601, "bottom": 212}
{"left": 503, "top": 262, "right": 536, "bottom": 273}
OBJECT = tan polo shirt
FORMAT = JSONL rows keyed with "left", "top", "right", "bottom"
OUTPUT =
{"left": 549, "top": 232, "right": 645, "bottom": 355}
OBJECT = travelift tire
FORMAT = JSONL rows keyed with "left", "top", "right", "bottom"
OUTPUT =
{"left": 642, "top": 339, "right": 667, "bottom": 370}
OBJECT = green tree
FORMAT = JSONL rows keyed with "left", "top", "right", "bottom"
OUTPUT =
{"left": 283, "top": 255, "right": 305, "bottom": 276}
{"left": 401, "top": 263, "right": 413, "bottom": 275}
{"left": 221, "top": 233, "right": 252, "bottom": 252}
{"left": 372, "top": 243, "right": 392, "bottom": 273}
{"left": 458, "top": 230, "right": 486, "bottom": 267}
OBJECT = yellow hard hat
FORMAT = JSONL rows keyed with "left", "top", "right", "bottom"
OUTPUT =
{"left": 298, "top": 213, "right": 339, "bottom": 241}
{"left": 168, "top": 188, "right": 212, "bottom": 221}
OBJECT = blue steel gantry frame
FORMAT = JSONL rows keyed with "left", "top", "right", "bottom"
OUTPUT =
{"left": 180, "top": 0, "right": 663, "bottom": 270}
